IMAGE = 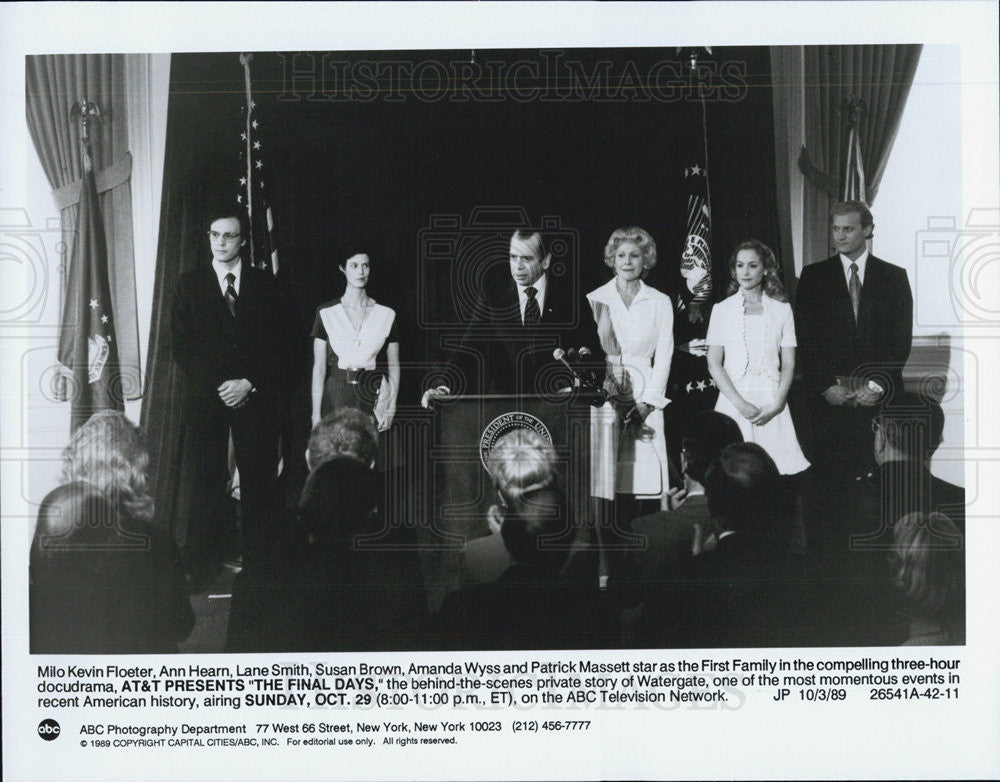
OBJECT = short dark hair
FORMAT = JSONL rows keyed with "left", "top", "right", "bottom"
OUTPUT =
{"left": 308, "top": 408, "right": 378, "bottom": 469}
{"left": 500, "top": 485, "right": 567, "bottom": 570}
{"left": 831, "top": 200, "right": 874, "bottom": 230}
{"left": 875, "top": 392, "right": 945, "bottom": 459}
{"left": 511, "top": 230, "right": 547, "bottom": 261}
{"left": 681, "top": 411, "right": 744, "bottom": 485}
{"left": 704, "top": 442, "right": 783, "bottom": 538}
{"left": 206, "top": 204, "right": 250, "bottom": 238}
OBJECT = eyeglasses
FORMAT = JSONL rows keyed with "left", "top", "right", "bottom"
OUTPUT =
{"left": 208, "top": 231, "right": 241, "bottom": 244}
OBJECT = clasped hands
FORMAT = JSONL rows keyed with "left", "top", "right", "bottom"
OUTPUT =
{"left": 823, "top": 384, "right": 881, "bottom": 408}
{"left": 737, "top": 399, "right": 783, "bottom": 427}
{"left": 218, "top": 378, "right": 253, "bottom": 408}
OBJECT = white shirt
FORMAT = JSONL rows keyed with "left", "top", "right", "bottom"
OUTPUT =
{"left": 212, "top": 259, "right": 242, "bottom": 296}
{"left": 705, "top": 291, "right": 796, "bottom": 383}
{"left": 516, "top": 273, "right": 547, "bottom": 324}
{"left": 839, "top": 249, "right": 869, "bottom": 287}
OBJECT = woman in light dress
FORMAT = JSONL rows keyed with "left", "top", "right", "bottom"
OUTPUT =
{"left": 587, "top": 227, "right": 675, "bottom": 511}
{"left": 705, "top": 240, "right": 809, "bottom": 475}
{"left": 310, "top": 249, "right": 399, "bottom": 433}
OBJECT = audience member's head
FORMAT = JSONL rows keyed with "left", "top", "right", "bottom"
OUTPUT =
{"left": 704, "top": 442, "right": 784, "bottom": 543}
{"left": 680, "top": 411, "right": 744, "bottom": 487}
{"left": 60, "top": 410, "right": 154, "bottom": 524}
{"left": 307, "top": 408, "right": 378, "bottom": 470}
{"left": 889, "top": 512, "right": 964, "bottom": 632}
{"left": 486, "top": 429, "right": 559, "bottom": 507}
{"left": 500, "top": 485, "right": 568, "bottom": 572}
{"left": 485, "top": 430, "right": 567, "bottom": 571}
{"left": 873, "top": 391, "right": 945, "bottom": 465}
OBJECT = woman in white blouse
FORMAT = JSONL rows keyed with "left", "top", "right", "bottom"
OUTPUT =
{"left": 587, "top": 227, "right": 675, "bottom": 510}
{"left": 705, "top": 240, "right": 809, "bottom": 475}
{"left": 311, "top": 249, "right": 400, "bottom": 433}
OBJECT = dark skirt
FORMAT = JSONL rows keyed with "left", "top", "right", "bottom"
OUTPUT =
{"left": 321, "top": 365, "right": 383, "bottom": 417}
{"left": 322, "top": 365, "right": 398, "bottom": 472}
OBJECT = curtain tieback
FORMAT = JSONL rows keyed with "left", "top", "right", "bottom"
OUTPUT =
{"left": 52, "top": 151, "right": 132, "bottom": 210}
{"left": 796, "top": 145, "right": 841, "bottom": 199}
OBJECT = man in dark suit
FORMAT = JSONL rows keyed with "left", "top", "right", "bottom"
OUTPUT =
{"left": 436, "top": 485, "right": 614, "bottom": 650}
{"left": 830, "top": 392, "right": 965, "bottom": 646}
{"left": 171, "top": 208, "right": 294, "bottom": 591}
{"left": 794, "top": 201, "right": 913, "bottom": 572}
{"left": 423, "top": 229, "right": 592, "bottom": 402}
{"left": 795, "top": 200, "right": 914, "bottom": 475}
{"left": 613, "top": 411, "right": 743, "bottom": 646}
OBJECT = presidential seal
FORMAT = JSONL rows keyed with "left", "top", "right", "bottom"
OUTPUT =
{"left": 480, "top": 412, "right": 552, "bottom": 472}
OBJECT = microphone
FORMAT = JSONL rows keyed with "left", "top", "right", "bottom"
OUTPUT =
{"left": 575, "top": 346, "right": 604, "bottom": 389}
{"left": 552, "top": 348, "right": 579, "bottom": 380}
{"left": 553, "top": 348, "right": 607, "bottom": 407}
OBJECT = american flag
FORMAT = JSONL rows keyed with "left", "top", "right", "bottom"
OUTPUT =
{"left": 237, "top": 52, "right": 279, "bottom": 275}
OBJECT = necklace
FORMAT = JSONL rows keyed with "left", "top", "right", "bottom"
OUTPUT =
{"left": 343, "top": 295, "right": 372, "bottom": 346}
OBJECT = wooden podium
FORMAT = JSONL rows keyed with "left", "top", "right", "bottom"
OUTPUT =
{"left": 420, "top": 390, "right": 592, "bottom": 608}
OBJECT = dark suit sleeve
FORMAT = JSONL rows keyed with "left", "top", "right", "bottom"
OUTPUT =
{"left": 884, "top": 265, "right": 914, "bottom": 371}
{"left": 170, "top": 276, "right": 227, "bottom": 396}
{"left": 793, "top": 263, "right": 835, "bottom": 394}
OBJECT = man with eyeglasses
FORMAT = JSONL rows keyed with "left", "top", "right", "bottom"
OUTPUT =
{"left": 171, "top": 208, "right": 295, "bottom": 593}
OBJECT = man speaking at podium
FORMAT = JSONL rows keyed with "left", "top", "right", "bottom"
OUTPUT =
{"left": 422, "top": 229, "right": 596, "bottom": 402}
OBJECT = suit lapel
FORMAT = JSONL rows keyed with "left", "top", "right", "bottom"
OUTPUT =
{"left": 500, "top": 280, "right": 521, "bottom": 325}
{"left": 855, "top": 256, "right": 880, "bottom": 333}
{"left": 199, "top": 264, "right": 232, "bottom": 322}
{"left": 235, "top": 265, "right": 256, "bottom": 322}
{"left": 825, "top": 256, "right": 857, "bottom": 332}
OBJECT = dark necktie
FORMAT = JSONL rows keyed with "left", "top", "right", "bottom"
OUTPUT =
{"left": 848, "top": 262, "right": 861, "bottom": 322}
{"left": 225, "top": 272, "right": 238, "bottom": 317}
{"left": 523, "top": 286, "right": 540, "bottom": 325}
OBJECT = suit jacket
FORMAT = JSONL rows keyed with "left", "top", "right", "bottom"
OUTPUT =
{"left": 852, "top": 460, "right": 966, "bottom": 541}
{"left": 613, "top": 493, "right": 711, "bottom": 611}
{"left": 30, "top": 483, "right": 194, "bottom": 654}
{"left": 443, "top": 272, "right": 596, "bottom": 396}
{"left": 794, "top": 255, "right": 913, "bottom": 397}
{"left": 292, "top": 458, "right": 428, "bottom": 652}
{"left": 171, "top": 263, "right": 295, "bottom": 431}
{"left": 436, "top": 558, "right": 614, "bottom": 650}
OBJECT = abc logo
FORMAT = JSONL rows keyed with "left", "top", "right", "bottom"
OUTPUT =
{"left": 37, "top": 719, "right": 61, "bottom": 741}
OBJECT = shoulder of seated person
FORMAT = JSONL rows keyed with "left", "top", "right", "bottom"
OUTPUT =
{"left": 37, "top": 482, "right": 111, "bottom": 536}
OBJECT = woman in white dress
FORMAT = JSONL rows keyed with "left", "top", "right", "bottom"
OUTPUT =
{"left": 587, "top": 227, "right": 675, "bottom": 511}
{"left": 310, "top": 249, "right": 399, "bottom": 433}
{"left": 705, "top": 240, "right": 809, "bottom": 475}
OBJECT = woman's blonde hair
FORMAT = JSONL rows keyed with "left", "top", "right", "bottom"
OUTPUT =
{"left": 727, "top": 239, "right": 788, "bottom": 301}
{"left": 890, "top": 512, "right": 964, "bottom": 624}
{"left": 603, "top": 226, "right": 657, "bottom": 278}
{"left": 486, "top": 429, "right": 559, "bottom": 506}
{"left": 61, "top": 411, "right": 155, "bottom": 524}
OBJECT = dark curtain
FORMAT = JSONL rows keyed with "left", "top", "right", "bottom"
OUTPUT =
{"left": 142, "top": 48, "right": 780, "bottom": 539}
{"left": 25, "top": 54, "right": 142, "bottom": 403}
{"left": 797, "top": 45, "right": 922, "bottom": 266}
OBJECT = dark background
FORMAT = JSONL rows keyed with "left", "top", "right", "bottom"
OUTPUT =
{"left": 160, "top": 47, "right": 779, "bottom": 393}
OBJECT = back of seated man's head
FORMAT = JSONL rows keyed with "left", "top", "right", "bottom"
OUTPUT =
{"left": 705, "top": 442, "right": 782, "bottom": 538}
{"left": 487, "top": 429, "right": 560, "bottom": 506}
{"left": 874, "top": 391, "right": 945, "bottom": 464}
{"left": 500, "top": 485, "right": 567, "bottom": 571}
{"left": 681, "top": 411, "right": 744, "bottom": 486}
{"left": 307, "top": 408, "right": 378, "bottom": 471}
